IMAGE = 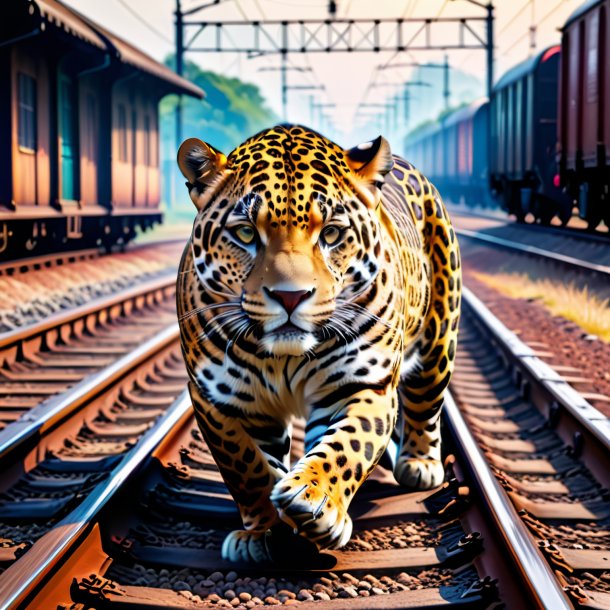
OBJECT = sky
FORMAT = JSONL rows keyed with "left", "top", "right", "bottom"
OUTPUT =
{"left": 63, "top": 0, "right": 580, "bottom": 145}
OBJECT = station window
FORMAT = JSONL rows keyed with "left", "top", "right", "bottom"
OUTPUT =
{"left": 118, "top": 104, "right": 128, "bottom": 162}
{"left": 18, "top": 73, "right": 37, "bottom": 151}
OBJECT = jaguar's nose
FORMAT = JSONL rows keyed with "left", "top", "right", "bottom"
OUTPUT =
{"left": 264, "top": 287, "right": 315, "bottom": 315}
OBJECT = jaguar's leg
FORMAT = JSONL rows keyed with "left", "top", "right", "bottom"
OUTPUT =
{"left": 394, "top": 389, "right": 445, "bottom": 490}
{"left": 394, "top": 185, "right": 461, "bottom": 490}
{"left": 188, "top": 382, "right": 290, "bottom": 562}
{"left": 271, "top": 387, "right": 397, "bottom": 550}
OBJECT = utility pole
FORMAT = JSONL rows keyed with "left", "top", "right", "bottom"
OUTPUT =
{"left": 259, "top": 65, "right": 312, "bottom": 122}
{"left": 486, "top": 2, "right": 494, "bottom": 101}
{"left": 443, "top": 54, "right": 450, "bottom": 110}
{"left": 402, "top": 80, "right": 431, "bottom": 129}
{"left": 312, "top": 102, "right": 336, "bottom": 132}
{"left": 175, "top": 0, "right": 184, "bottom": 150}
{"left": 281, "top": 53, "right": 288, "bottom": 120}
{"left": 379, "top": 61, "right": 451, "bottom": 111}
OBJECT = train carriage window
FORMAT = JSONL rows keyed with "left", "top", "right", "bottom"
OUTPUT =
{"left": 18, "top": 73, "right": 36, "bottom": 151}
{"left": 118, "top": 105, "right": 128, "bottom": 162}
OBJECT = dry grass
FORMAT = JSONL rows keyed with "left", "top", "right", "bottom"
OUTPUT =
{"left": 471, "top": 271, "right": 610, "bottom": 343}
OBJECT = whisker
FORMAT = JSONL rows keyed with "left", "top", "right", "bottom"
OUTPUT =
{"left": 226, "top": 320, "right": 255, "bottom": 358}
{"left": 179, "top": 301, "right": 241, "bottom": 321}
{"left": 335, "top": 301, "right": 396, "bottom": 330}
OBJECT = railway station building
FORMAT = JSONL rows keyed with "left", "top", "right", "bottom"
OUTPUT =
{"left": 0, "top": 0, "right": 203, "bottom": 255}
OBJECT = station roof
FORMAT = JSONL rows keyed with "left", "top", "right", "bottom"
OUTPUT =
{"left": 28, "top": 0, "right": 204, "bottom": 98}
{"left": 29, "top": 0, "right": 107, "bottom": 50}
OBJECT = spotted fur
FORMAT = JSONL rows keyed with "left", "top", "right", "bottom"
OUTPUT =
{"left": 176, "top": 125, "right": 461, "bottom": 563}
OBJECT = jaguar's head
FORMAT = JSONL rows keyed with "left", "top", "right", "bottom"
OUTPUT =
{"left": 178, "top": 125, "right": 393, "bottom": 357}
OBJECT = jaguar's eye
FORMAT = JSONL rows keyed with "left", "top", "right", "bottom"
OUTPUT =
{"left": 320, "top": 225, "right": 343, "bottom": 246}
{"left": 232, "top": 225, "right": 256, "bottom": 245}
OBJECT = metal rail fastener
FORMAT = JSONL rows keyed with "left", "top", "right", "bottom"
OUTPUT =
{"left": 443, "top": 390, "right": 574, "bottom": 610}
{"left": 0, "top": 391, "right": 192, "bottom": 610}
{"left": 462, "top": 286, "right": 610, "bottom": 450}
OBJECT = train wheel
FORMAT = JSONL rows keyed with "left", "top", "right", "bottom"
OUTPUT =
{"left": 587, "top": 213, "right": 602, "bottom": 231}
{"left": 585, "top": 189, "right": 603, "bottom": 231}
{"left": 536, "top": 196, "right": 556, "bottom": 225}
{"left": 558, "top": 201, "right": 573, "bottom": 226}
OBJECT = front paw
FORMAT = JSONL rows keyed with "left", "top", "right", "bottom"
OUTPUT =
{"left": 270, "top": 471, "right": 352, "bottom": 550}
{"left": 221, "top": 529, "right": 271, "bottom": 563}
{"left": 394, "top": 455, "right": 444, "bottom": 489}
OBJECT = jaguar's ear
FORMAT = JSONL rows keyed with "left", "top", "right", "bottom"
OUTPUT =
{"left": 177, "top": 138, "right": 227, "bottom": 209}
{"left": 345, "top": 136, "right": 393, "bottom": 208}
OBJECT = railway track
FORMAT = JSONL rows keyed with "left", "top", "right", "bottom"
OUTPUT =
{"left": 0, "top": 238, "right": 185, "bottom": 278}
{"left": 447, "top": 207, "right": 610, "bottom": 276}
{"left": 455, "top": 227, "right": 610, "bottom": 277}
{"left": 451, "top": 288, "right": 610, "bottom": 609}
{"left": 0, "top": 249, "right": 101, "bottom": 278}
{"left": 446, "top": 205, "right": 610, "bottom": 243}
{"left": 0, "top": 271, "right": 177, "bottom": 433}
{"left": 0, "top": 281, "right": 605, "bottom": 607}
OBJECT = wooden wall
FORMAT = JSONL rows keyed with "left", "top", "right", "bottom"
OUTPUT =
{"left": 9, "top": 45, "right": 51, "bottom": 208}
{"left": 78, "top": 74, "right": 101, "bottom": 207}
{"left": 111, "top": 79, "right": 160, "bottom": 209}
{"left": 3, "top": 41, "right": 163, "bottom": 213}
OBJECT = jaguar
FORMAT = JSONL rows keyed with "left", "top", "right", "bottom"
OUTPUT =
{"left": 176, "top": 124, "right": 461, "bottom": 563}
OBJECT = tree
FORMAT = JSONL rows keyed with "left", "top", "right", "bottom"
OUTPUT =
{"left": 160, "top": 56, "right": 278, "bottom": 210}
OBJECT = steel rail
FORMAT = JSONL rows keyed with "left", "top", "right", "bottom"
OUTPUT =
{"left": 447, "top": 205, "right": 610, "bottom": 245}
{"left": 455, "top": 227, "right": 610, "bottom": 276}
{"left": 0, "top": 248, "right": 100, "bottom": 275}
{"left": 443, "top": 390, "right": 574, "bottom": 610}
{"left": 462, "top": 286, "right": 610, "bottom": 449}
{"left": 0, "top": 272, "right": 176, "bottom": 352}
{"left": 0, "top": 391, "right": 192, "bottom": 610}
{"left": 0, "top": 238, "right": 184, "bottom": 277}
{"left": 0, "top": 322, "right": 180, "bottom": 465}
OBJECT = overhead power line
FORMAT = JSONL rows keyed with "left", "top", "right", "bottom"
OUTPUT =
{"left": 113, "top": 0, "right": 173, "bottom": 44}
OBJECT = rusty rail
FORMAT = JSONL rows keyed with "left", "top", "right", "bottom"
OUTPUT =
{"left": 0, "top": 272, "right": 176, "bottom": 353}
{"left": 455, "top": 227, "right": 610, "bottom": 276}
{"left": 0, "top": 322, "right": 180, "bottom": 465}
{"left": 444, "top": 391, "right": 574, "bottom": 609}
{"left": 0, "top": 391, "right": 192, "bottom": 609}
{"left": 462, "top": 286, "right": 610, "bottom": 472}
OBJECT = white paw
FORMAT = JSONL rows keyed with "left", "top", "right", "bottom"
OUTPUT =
{"left": 221, "top": 530, "right": 270, "bottom": 563}
{"left": 394, "top": 456, "right": 444, "bottom": 490}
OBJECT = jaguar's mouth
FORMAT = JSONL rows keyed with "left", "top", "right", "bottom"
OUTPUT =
{"left": 271, "top": 322, "right": 305, "bottom": 335}
{"left": 261, "top": 324, "right": 318, "bottom": 356}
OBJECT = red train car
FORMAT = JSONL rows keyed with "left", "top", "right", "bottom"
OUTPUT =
{"left": 558, "top": 0, "right": 610, "bottom": 228}
{"left": 0, "top": 0, "right": 203, "bottom": 259}
{"left": 489, "top": 46, "right": 571, "bottom": 223}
